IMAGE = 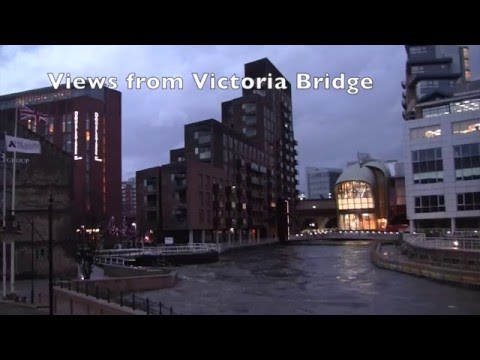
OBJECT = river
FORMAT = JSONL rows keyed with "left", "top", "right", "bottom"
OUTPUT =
{"left": 138, "top": 244, "right": 480, "bottom": 315}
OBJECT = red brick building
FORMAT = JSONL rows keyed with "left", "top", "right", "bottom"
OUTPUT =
{"left": 0, "top": 86, "right": 122, "bottom": 227}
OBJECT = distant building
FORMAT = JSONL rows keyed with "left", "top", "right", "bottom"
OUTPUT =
{"left": 306, "top": 167, "right": 341, "bottom": 199}
{"left": 121, "top": 177, "right": 136, "bottom": 221}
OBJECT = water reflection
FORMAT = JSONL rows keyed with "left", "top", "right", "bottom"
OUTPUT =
{"left": 138, "top": 244, "right": 480, "bottom": 315}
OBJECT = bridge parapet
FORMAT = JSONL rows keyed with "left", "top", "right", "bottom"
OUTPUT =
{"left": 403, "top": 234, "right": 480, "bottom": 252}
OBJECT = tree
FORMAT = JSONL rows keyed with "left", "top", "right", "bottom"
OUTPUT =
{"left": 76, "top": 228, "right": 100, "bottom": 280}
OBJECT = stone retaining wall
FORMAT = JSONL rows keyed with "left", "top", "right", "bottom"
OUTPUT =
{"left": 53, "top": 287, "right": 146, "bottom": 315}
{"left": 371, "top": 243, "right": 480, "bottom": 287}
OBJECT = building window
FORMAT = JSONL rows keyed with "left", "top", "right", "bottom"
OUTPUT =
{"left": 410, "top": 46, "right": 427, "bottom": 55}
{"left": 414, "top": 195, "right": 445, "bottom": 213}
{"left": 65, "top": 114, "right": 73, "bottom": 132}
{"left": 411, "top": 66, "right": 425, "bottom": 74}
{"left": 336, "top": 181, "right": 374, "bottom": 210}
{"left": 422, "top": 105, "right": 450, "bottom": 118}
{"left": 242, "top": 115, "right": 256, "bottom": 126}
{"left": 338, "top": 213, "right": 376, "bottom": 231}
{"left": 199, "top": 151, "right": 211, "bottom": 160}
{"left": 63, "top": 133, "right": 72, "bottom": 153}
{"left": 410, "top": 125, "right": 441, "bottom": 140}
{"left": 451, "top": 98, "right": 480, "bottom": 113}
{"left": 452, "top": 119, "right": 480, "bottom": 135}
{"left": 243, "top": 128, "right": 257, "bottom": 137}
{"left": 465, "top": 70, "right": 472, "bottom": 81}
{"left": 196, "top": 147, "right": 211, "bottom": 160}
{"left": 412, "top": 148, "right": 443, "bottom": 184}
{"left": 145, "top": 178, "right": 156, "bottom": 192}
{"left": 147, "top": 211, "right": 156, "bottom": 221}
{"left": 35, "top": 248, "right": 46, "bottom": 261}
{"left": 457, "top": 192, "right": 480, "bottom": 211}
{"left": 454, "top": 143, "right": 480, "bottom": 181}
{"left": 147, "top": 194, "right": 156, "bottom": 208}
{"left": 242, "top": 103, "right": 256, "bottom": 114}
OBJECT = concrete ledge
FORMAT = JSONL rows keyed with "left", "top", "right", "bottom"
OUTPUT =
{"left": 103, "top": 264, "right": 170, "bottom": 277}
{"left": 63, "top": 271, "right": 178, "bottom": 297}
{"left": 286, "top": 240, "right": 373, "bottom": 246}
{"left": 54, "top": 287, "right": 146, "bottom": 315}
{"left": 371, "top": 243, "right": 480, "bottom": 287}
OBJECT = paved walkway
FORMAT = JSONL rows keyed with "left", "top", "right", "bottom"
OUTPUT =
{"left": 0, "top": 301, "right": 47, "bottom": 315}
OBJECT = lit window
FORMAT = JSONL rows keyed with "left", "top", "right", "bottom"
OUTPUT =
{"left": 452, "top": 119, "right": 480, "bottom": 135}
{"left": 410, "top": 125, "right": 442, "bottom": 140}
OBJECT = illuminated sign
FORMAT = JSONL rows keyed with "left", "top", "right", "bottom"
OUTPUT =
{"left": 94, "top": 112, "right": 102, "bottom": 162}
{"left": 74, "top": 111, "right": 82, "bottom": 160}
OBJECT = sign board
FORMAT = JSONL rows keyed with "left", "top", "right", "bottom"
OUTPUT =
{"left": 165, "top": 237, "right": 174, "bottom": 245}
{"left": 5, "top": 135, "right": 41, "bottom": 154}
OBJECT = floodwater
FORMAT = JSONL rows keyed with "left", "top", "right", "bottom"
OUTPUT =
{"left": 138, "top": 244, "right": 480, "bottom": 315}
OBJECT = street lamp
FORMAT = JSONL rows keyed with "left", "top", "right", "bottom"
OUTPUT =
{"left": 131, "top": 223, "right": 136, "bottom": 248}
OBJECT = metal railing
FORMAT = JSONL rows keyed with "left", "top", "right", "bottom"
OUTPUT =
{"left": 96, "top": 240, "right": 278, "bottom": 261}
{"left": 95, "top": 256, "right": 127, "bottom": 266}
{"left": 413, "top": 228, "right": 480, "bottom": 238}
{"left": 289, "top": 231, "right": 400, "bottom": 241}
{"left": 95, "top": 244, "right": 219, "bottom": 264}
{"left": 404, "top": 233, "right": 480, "bottom": 252}
{"left": 56, "top": 280, "right": 180, "bottom": 315}
{"left": 215, "top": 238, "right": 278, "bottom": 253}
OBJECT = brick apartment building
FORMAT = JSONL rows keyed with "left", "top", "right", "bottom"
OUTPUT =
{"left": 136, "top": 58, "right": 298, "bottom": 244}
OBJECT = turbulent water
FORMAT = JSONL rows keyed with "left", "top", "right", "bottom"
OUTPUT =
{"left": 138, "top": 244, "right": 480, "bottom": 315}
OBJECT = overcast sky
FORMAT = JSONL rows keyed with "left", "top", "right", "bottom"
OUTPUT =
{"left": 1, "top": 45, "right": 479, "bottom": 192}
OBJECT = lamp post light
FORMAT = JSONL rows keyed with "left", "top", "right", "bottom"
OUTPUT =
{"left": 131, "top": 223, "right": 136, "bottom": 248}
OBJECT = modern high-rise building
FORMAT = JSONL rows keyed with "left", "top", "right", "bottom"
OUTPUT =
{"left": 404, "top": 84, "right": 480, "bottom": 231}
{"left": 402, "top": 45, "right": 471, "bottom": 120}
{"left": 306, "top": 167, "right": 342, "bottom": 199}
{"left": 222, "top": 58, "right": 298, "bottom": 241}
{"left": 0, "top": 86, "right": 122, "bottom": 227}
{"left": 402, "top": 45, "right": 480, "bottom": 231}
{"left": 222, "top": 58, "right": 298, "bottom": 203}
{"left": 136, "top": 58, "right": 298, "bottom": 243}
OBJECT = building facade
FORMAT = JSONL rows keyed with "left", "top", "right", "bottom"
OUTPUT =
{"left": 0, "top": 86, "right": 122, "bottom": 228}
{"left": 402, "top": 45, "right": 471, "bottom": 120}
{"left": 136, "top": 58, "right": 298, "bottom": 243}
{"left": 306, "top": 167, "right": 342, "bottom": 199}
{"left": 404, "top": 88, "right": 480, "bottom": 231}
{"left": 334, "top": 158, "right": 406, "bottom": 231}
{"left": 0, "top": 117, "right": 77, "bottom": 278}
{"left": 222, "top": 58, "right": 298, "bottom": 203}
{"left": 121, "top": 177, "right": 136, "bottom": 221}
